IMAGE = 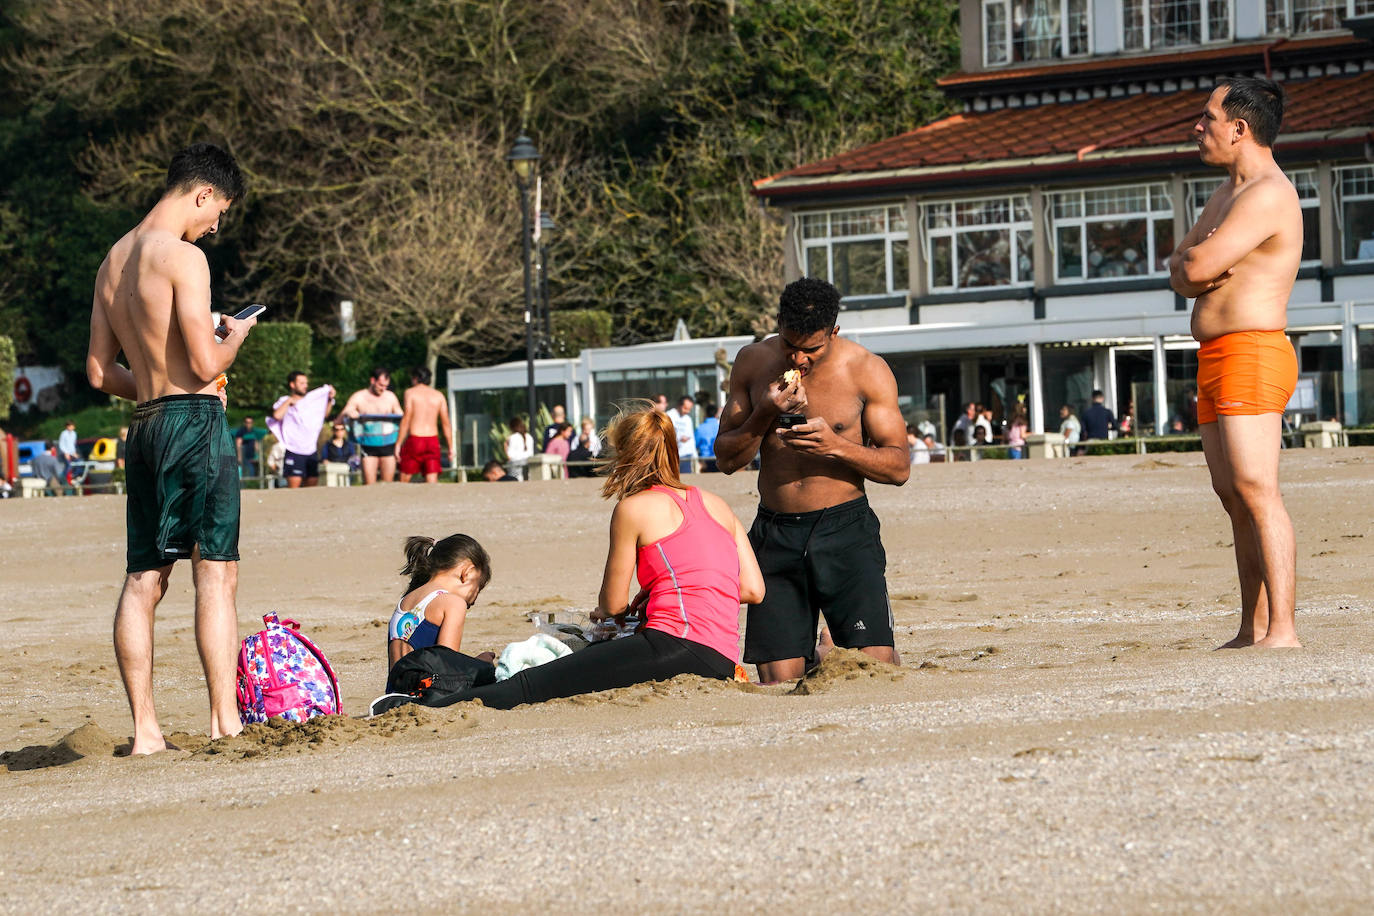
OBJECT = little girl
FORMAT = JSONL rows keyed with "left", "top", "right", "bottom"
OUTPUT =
{"left": 387, "top": 533, "right": 492, "bottom": 667}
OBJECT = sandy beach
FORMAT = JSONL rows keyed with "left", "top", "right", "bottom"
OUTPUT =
{"left": 2, "top": 450, "right": 1372, "bottom": 912}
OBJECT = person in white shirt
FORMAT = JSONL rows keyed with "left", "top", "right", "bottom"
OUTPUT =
{"left": 906, "top": 424, "right": 930, "bottom": 465}
{"left": 1059, "top": 404, "right": 1082, "bottom": 452}
{"left": 57, "top": 420, "right": 79, "bottom": 476}
{"left": 667, "top": 395, "right": 697, "bottom": 474}
{"left": 504, "top": 416, "right": 534, "bottom": 480}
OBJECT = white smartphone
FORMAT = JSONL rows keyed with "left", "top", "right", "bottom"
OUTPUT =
{"left": 215, "top": 303, "right": 266, "bottom": 339}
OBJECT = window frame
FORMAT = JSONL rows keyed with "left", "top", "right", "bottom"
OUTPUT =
{"left": 1186, "top": 170, "right": 1322, "bottom": 267}
{"left": 983, "top": 0, "right": 1093, "bottom": 67}
{"left": 921, "top": 193, "right": 1035, "bottom": 293}
{"left": 1120, "top": 0, "right": 1234, "bottom": 52}
{"left": 1265, "top": 0, "right": 1374, "bottom": 34}
{"left": 1049, "top": 182, "right": 1176, "bottom": 284}
{"left": 797, "top": 204, "right": 911, "bottom": 300}
{"left": 1336, "top": 165, "right": 1374, "bottom": 265}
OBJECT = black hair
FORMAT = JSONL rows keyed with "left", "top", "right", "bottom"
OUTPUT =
{"left": 1092, "top": 389, "right": 1104, "bottom": 399}
{"left": 165, "top": 143, "right": 246, "bottom": 202}
{"left": 482, "top": 460, "right": 504, "bottom": 474}
{"left": 1216, "top": 77, "right": 1285, "bottom": 148}
{"left": 400, "top": 533, "right": 491, "bottom": 595}
{"left": 411, "top": 366, "right": 432, "bottom": 385}
{"left": 286, "top": 370, "right": 306, "bottom": 386}
{"left": 370, "top": 366, "right": 390, "bottom": 381}
{"left": 778, "top": 277, "right": 841, "bottom": 336}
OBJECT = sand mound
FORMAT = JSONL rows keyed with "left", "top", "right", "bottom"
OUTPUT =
{"left": 790, "top": 648, "right": 905, "bottom": 696}
{"left": 552, "top": 673, "right": 769, "bottom": 708}
{"left": 1, "top": 723, "right": 120, "bottom": 771}
{"left": 193, "top": 705, "right": 480, "bottom": 761}
{"left": 1133, "top": 458, "right": 1177, "bottom": 470}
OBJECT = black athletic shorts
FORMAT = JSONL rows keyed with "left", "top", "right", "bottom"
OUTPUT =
{"left": 743, "top": 495, "right": 893, "bottom": 664}
{"left": 360, "top": 443, "right": 394, "bottom": 458}
{"left": 283, "top": 449, "right": 319, "bottom": 478}
{"left": 125, "top": 394, "right": 240, "bottom": 573}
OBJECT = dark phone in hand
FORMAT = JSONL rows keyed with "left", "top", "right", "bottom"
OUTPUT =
{"left": 776, "top": 413, "right": 807, "bottom": 428}
{"left": 215, "top": 303, "right": 267, "bottom": 339}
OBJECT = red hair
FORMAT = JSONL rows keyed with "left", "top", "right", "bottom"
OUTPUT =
{"left": 599, "top": 401, "right": 682, "bottom": 500}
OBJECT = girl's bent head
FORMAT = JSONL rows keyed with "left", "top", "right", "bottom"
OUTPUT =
{"left": 401, "top": 533, "right": 492, "bottom": 595}
{"left": 600, "top": 401, "right": 681, "bottom": 500}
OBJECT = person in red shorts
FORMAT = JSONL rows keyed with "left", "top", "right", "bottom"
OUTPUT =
{"left": 394, "top": 367, "right": 455, "bottom": 484}
{"left": 1169, "top": 77, "right": 1303, "bottom": 649}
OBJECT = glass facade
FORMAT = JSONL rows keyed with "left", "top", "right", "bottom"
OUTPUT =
{"left": 984, "top": 0, "right": 1090, "bottom": 66}
{"left": 799, "top": 205, "right": 909, "bottom": 300}
{"left": 1122, "top": 0, "right": 1230, "bottom": 50}
{"left": 925, "top": 195, "right": 1034, "bottom": 291}
{"left": 1051, "top": 184, "right": 1173, "bottom": 281}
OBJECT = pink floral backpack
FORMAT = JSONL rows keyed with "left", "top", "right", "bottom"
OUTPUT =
{"left": 236, "top": 611, "right": 342, "bottom": 724}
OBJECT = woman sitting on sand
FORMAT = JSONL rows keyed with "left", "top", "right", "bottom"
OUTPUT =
{"left": 388, "top": 534, "right": 492, "bottom": 667}
{"left": 442, "top": 402, "right": 764, "bottom": 709}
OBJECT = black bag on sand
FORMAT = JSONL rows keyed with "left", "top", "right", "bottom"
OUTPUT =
{"left": 371, "top": 646, "right": 497, "bottom": 714}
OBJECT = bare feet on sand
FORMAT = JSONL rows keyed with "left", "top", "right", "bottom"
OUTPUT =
{"left": 1254, "top": 633, "right": 1303, "bottom": 648}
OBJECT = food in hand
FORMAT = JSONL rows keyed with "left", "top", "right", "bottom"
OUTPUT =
{"left": 782, "top": 369, "right": 801, "bottom": 386}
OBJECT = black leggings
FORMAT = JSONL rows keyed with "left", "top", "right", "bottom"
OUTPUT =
{"left": 453, "top": 629, "right": 736, "bottom": 710}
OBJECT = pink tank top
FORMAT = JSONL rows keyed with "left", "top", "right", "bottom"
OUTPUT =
{"left": 636, "top": 486, "right": 741, "bottom": 663}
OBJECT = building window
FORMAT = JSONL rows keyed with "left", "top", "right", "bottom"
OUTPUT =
{"left": 923, "top": 195, "right": 1034, "bottom": 291}
{"left": 1187, "top": 170, "right": 1321, "bottom": 265}
{"left": 1051, "top": 184, "right": 1174, "bottom": 281}
{"left": 1266, "top": 0, "right": 1374, "bottom": 33}
{"left": 983, "top": 0, "right": 1091, "bottom": 66}
{"left": 1122, "top": 0, "right": 1231, "bottom": 51}
{"left": 799, "top": 205, "right": 909, "bottom": 299}
{"left": 1339, "top": 166, "right": 1374, "bottom": 264}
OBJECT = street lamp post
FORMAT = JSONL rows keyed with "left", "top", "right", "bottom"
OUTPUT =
{"left": 506, "top": 135, "right": 541, "bottom": 434}
{"left": 538, "top": 212, "right": 556, "bottom": 357}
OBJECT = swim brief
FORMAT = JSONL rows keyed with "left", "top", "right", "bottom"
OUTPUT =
{"left": 282, "top": 450, "right": 319, "bottom": 479}
{"left": 399, "top": 435, "right": 441, "bottom": 475}
{"left": 743, "top": 495, "right": 894, "bottom": 665}
{"left": 1196, "top": 329, "right": 1298, "bottom": 425}
{"left": 360, "top": 443, "right": 394, "bottom": 458}
{"left": 125, "top": 394, "right": 240, "bottom": 573}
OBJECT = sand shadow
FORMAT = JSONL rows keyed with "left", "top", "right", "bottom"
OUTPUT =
{"left": 1, "top": 723, "right": 125, "bottom": 771}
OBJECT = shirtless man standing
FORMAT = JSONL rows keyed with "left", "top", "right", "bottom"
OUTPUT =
{"left": 394, "top": 366, "right": 456, "bottom": 483}
{"left": 87, "top": 143, "right": 256, "bottom": 753}
{"left": 1169, "top": 77, "right": 1303, "bottom": 649}
{"left": 336, "top": 367, "right": 403, "bottom": 484}
{"left": 716, "top": 277, "right": 910, "bottom": 682}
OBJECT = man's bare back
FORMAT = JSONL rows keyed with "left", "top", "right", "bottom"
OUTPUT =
{"left": 401, "top": 384, "right": 447, "bottom": 438}
{"left": 87, "top": 143, "right": 254, "bottom": 754}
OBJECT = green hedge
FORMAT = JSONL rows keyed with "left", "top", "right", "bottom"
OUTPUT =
{"left": 0, "top": 335, "right": 14, "bottom": 420}
{"left": 227, "top": 322, "right": 313, "bottom": 409}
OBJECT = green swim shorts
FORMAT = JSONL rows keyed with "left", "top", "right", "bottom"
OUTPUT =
{"left": 125, "top": 394, "right": 241, "bottom": 573}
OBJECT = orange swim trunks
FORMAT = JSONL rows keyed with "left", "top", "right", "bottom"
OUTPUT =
{"left": 1195, "top": 329, "right": 1297, "bottom": 425}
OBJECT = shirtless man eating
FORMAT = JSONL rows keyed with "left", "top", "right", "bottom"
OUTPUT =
{"left": 394, "top": 366, "right": 456, "bottom": 483}
{"left": 337, "top": 367, "right": 404, "bottom": 484}
{"left": 87, "top": 143, "right": 256, "bottom": 753}
{"left": 1169, "top": 77, "right": 1303, "bottom": 649}
{"left": 715, "top": 277, "right": 910, "bottom": 682}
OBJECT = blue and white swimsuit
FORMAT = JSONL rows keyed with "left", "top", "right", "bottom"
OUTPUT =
{"left": 388, "top": 589, "right": 447, "bottom": 649}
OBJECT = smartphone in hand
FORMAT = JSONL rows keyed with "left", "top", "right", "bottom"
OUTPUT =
{"left": 776, "top": 413, "right": 807, "bottom": 429}
{"left": 215, "top": 303, "right": 267, "bottom": 339}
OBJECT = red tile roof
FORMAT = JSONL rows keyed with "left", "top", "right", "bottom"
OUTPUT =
{"left": 754, "top": 71, "right": 1374, "bottom": 198}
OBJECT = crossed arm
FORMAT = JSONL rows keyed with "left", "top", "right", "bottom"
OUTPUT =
{"left": 1169, "top": 182, "right": 1284, "bottom": 298}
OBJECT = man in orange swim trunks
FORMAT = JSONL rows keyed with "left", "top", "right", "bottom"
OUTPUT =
{"left": 1169, "top": 76, "right": 1303, "bottom": 649}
